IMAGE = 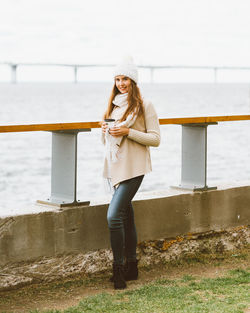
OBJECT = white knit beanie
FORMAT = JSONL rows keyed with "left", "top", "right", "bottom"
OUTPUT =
{"left": 113, "top": 55, "right": 138, "bottom": 84}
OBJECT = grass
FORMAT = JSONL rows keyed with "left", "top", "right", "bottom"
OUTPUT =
{"left": 27, "top": 268, "right": 250, "bottom": 313}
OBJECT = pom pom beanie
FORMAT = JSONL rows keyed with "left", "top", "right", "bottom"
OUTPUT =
{"left": 113, "top": 55, "right": 138, "bottom": 84}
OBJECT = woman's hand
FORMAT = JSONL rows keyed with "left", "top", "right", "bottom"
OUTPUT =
{"left": 101, "top": 122, "right": 108, "bottom": 134}
{"left": 109, "top": 126, "right": 129, "bottom": 137}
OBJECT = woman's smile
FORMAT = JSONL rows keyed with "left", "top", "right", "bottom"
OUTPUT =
{"left": 115, "top": 75, "right": 131, "bottom": 94}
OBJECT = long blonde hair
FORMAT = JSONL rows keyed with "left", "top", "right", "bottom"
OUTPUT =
{"left": 103, "top": 79, "right": 144, "bottom": 122}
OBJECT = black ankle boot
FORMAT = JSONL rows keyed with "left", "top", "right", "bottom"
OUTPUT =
{"left": 112, "top": 264, "right": 126, "bottom": 289}
{"left": 124, "top": 260, "right": 138, "bottom": 281}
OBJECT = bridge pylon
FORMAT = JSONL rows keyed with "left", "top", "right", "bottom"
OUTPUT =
{"left": 11, "top": 64, "right": 17, "bottom": 84}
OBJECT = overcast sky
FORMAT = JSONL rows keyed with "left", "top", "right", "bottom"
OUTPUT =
{"left": 1, "top": 0, "right": 250, "bottom": 67}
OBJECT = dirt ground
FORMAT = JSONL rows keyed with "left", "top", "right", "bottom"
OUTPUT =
{"left": 0, "top": 247, "right": 249, "bottom": 313}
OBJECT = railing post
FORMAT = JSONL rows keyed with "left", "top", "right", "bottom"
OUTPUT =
{"left": 176, "top": 123, "right": 217, "bottom": 191}
{"left": 37, "top": 129, "right": 91, "bottom": 207}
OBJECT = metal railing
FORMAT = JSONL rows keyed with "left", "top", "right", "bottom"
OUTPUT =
{"left": 1, "top": 114, "right": 250, "bottom": 207}
{"left": 1, "top": 62, "right": 250, "bottom": 83}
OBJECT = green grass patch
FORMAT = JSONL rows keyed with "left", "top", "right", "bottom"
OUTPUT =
{"left": 28, "top": 268, "right": 250, "bottom": 313}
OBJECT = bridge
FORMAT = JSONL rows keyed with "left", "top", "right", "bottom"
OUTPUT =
{"left": 1, "top": 61, "right": 250, "bottom": 83}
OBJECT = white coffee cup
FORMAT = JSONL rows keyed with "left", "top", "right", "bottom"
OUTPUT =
{"left": 104, "top": 118, "right": 116, "bottom": 129}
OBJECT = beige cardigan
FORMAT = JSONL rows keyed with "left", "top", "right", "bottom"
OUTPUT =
{"left": 102, "top": 100, "right": 161, "bottom": 187}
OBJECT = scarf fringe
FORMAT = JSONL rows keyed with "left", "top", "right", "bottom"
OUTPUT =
{"left": 105, "top": 111, "right": 137, "bottom": 163}
{"left": 104, "top": 93, "right": 138, "bottom": 193}
{"left": 103, "top": 178, "right": 115, "bottom": 194}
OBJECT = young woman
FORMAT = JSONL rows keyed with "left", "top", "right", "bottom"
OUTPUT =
{"left": 101, "top": 57, "right": 160, "bottom": 289}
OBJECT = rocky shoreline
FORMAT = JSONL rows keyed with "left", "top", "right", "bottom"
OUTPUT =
{"left": 0, "top": 225, "right": 249, "bottom": 291}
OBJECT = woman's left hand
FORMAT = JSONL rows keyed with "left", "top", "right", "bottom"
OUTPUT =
{"left": 109, "top": 126, "right": 129, "bottom": 137}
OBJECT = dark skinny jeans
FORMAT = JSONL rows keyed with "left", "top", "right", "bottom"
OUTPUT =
{"left": 107, "top": 175, "right": 144, "bottom": 265}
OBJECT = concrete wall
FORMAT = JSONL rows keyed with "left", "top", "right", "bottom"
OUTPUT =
{"left": 0, "top": 185, "right": 250, "bottom": 266}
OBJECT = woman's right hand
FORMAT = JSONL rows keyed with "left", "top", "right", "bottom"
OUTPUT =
{"left": 101, "top": 121, "right": 108, "bottom": 134}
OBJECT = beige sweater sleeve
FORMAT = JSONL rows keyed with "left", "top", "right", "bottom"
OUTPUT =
{"left": 127, "top": 101, "right": 161, "bottom": 147}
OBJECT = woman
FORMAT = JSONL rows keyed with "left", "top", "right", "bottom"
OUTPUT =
{"left": 101, "top": 57, "right": 160, "bottom": 289}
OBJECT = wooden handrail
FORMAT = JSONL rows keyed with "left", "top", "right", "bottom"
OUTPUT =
{"left": 0, "top": 115, "right": 250, "bottom": 133}
{"left": 159, "top": 114, "right": 250, "bottom": 125}
{"left": 0, "top": 121, "right": 101, "bottom": 133}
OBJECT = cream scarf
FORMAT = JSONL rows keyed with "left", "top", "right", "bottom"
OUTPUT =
{"left": 105, "top": 93, "right": 137, "bottom": 165}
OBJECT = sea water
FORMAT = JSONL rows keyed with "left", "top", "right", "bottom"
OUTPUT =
{"left": 0, "top": 82, "right": 250, "bottom": 216}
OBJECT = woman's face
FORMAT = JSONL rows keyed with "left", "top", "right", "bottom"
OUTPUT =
{"left": 115, "top": 75, "right": 131, "bottom": 94}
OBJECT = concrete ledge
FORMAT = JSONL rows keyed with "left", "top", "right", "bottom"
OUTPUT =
{"left": 0, "top": 185, "right": 250, "bottom": 266}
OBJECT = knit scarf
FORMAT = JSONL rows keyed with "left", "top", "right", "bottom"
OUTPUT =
{"left": 105, "top": 93, "right": 137, "bottom": 166}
